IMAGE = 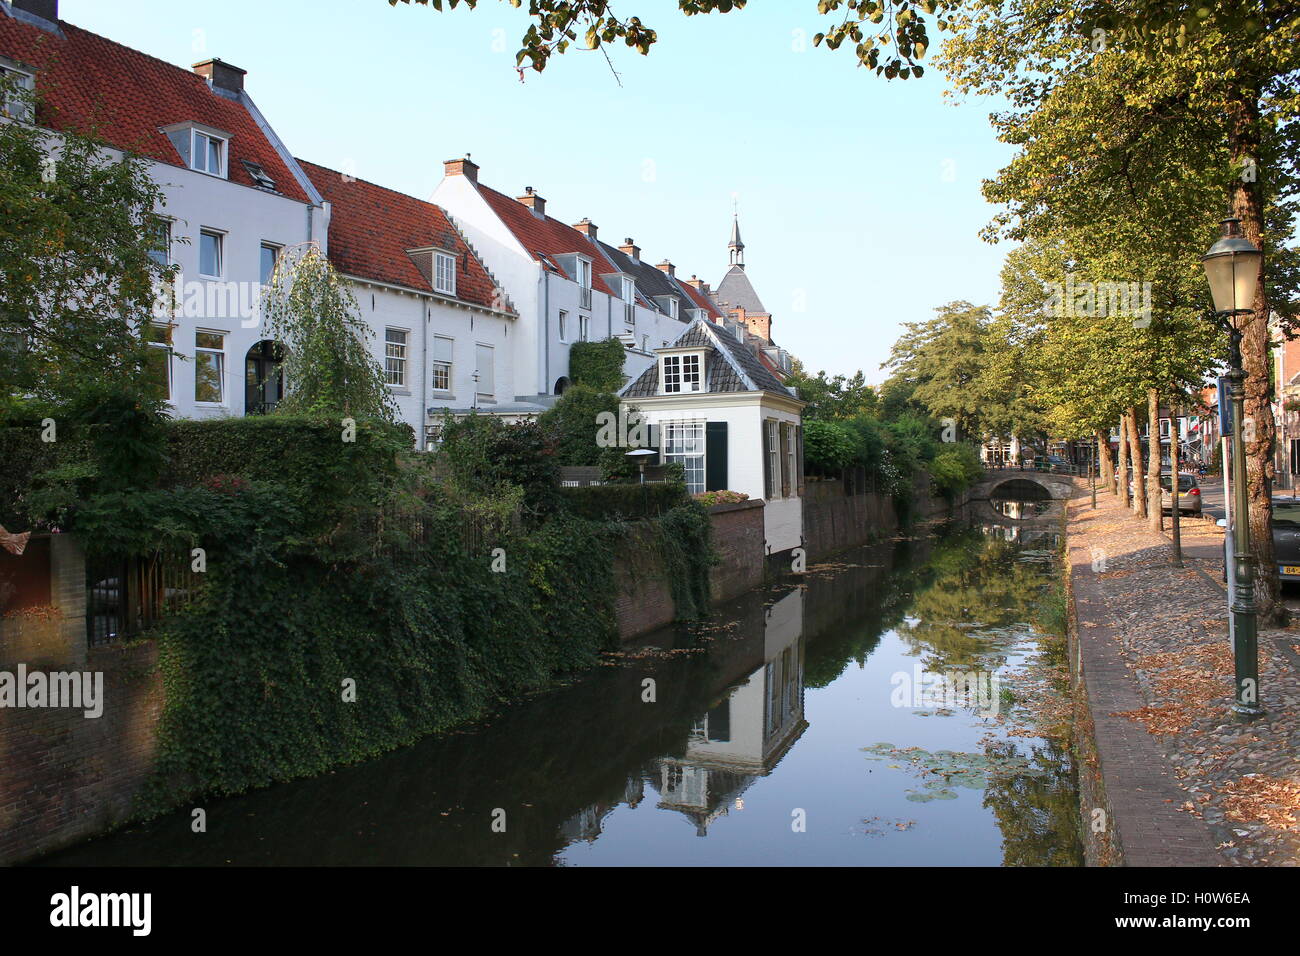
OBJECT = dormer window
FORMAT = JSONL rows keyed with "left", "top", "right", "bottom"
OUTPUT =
{"left": 192, "top": 130, "right": 226, "bottom": 177}
{"left": 435, "top": 252, "right": 457, "bottom": 295}
{"left": 661, "top": 352, "right": 703, "bottom": 394}
{"left": 577, "top": 257, "right": 592, "bottom": 309}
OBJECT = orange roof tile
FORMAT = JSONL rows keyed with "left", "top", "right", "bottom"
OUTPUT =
{"left": 298, "top": 159, "right": 508, "bottom": 313}
{"left": 0, "top": 14, "right": 311, "bottom": 203}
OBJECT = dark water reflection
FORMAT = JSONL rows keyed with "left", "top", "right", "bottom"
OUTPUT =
{"left": 40, "top": 502, "right": 1081, "bottom": 866}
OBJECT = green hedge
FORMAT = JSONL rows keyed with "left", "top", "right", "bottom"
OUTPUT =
{"left": 557, "top": 481, "right": 689, "bottom": 520}
{"left": 138, "top": 504, "right": 622, "bottom": 813}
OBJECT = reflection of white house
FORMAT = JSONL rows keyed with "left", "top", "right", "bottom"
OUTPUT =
{"left": 619, "top": 318, "right": 806, "bottom": 556}
{"left": 652, "top": 588, "right": 807, "bottom": 835}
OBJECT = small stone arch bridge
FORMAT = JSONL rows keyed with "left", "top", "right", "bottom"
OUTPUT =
{"left": 967, "top": 471, "right": 1077, "bottom": 502}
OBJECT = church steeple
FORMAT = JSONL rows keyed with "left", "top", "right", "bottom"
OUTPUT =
{"left": 728, "top": 210, "right": 745, "bottom": 267}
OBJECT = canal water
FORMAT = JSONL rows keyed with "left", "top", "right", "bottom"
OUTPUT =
{"left": 40, "top": 500, "right": 1081, "bottom": 867}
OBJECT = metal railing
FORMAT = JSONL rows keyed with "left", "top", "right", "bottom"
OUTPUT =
{"left": 86, "top": 551, "right": 203, "bottom": 646}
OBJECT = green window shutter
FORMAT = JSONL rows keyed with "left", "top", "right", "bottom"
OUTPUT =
{"left": 706, "top": 421, "right": 728, "bottom": 491}
{"left": 796, "top": 424, "right": 805, "bottom": 496}
{"left": 763, "top": 420, "right": 773, "bottom": 498}
{"left": 779, "top": 422, "right": 791, "bottom": 497}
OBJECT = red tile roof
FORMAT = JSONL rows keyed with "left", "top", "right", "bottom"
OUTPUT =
{"left": 0, "top": 14, "right": 311, "bottom": 203}
{"left": 679, "top": 279, "right": 724, "bottom": 319}
{"left": 298, "top": 159, "right": 509, "bottom": 313}
{"left": 474, "top": 183, "right": 621, "bottom": 296}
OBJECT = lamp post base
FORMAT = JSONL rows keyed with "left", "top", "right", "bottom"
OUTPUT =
{"left": 1231, "top": 701, "right": 1265, "bottom": 719}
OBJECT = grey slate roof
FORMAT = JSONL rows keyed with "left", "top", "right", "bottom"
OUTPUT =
{"left": 596, "top": 240, "right": 694, "bottom": 320}
{"left": 714, "top": 264, "right": 768, "bottom": 315}
{"left": 619, "top": 318, "right": 794, "bottom": 399}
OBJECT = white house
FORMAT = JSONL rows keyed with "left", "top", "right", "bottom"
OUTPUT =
{"left": 619, "top": 317, "right": 806, "bottom": 559}
{"left": 297, "top": 160, "right": 520, "bottom": 442}
{"left": 431, "top": 157, "right": 711, "bottom": 402}
{"left": 1, "top": 0, "right": 328, "bottom": 420}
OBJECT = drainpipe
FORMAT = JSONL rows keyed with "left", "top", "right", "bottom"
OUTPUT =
{"left": 420, "top": 299, "right": 429, "bottom": 449}
{"left": 541, "top": 269, "right": 549, "bottom": 397}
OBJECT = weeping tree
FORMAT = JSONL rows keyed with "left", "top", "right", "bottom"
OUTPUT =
{"left": 262, "top": 244, "right": 396, "bottom": 422}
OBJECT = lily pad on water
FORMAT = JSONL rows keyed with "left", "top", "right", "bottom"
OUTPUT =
{"left": 863, "top": 741, "right": 1051, "bottom": 800}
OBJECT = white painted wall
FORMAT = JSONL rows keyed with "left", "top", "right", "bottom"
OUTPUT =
{"left": 433, "top": 175, "right": 691, "bottom": 399}
{"left": 623, "top": 392, "right": 804, "bottom": 555}
{"left": 349, "top": 280, "right": 515, "bottom": 441}
{"left": 149, "top": 156, "right": 320, "bottom": 421}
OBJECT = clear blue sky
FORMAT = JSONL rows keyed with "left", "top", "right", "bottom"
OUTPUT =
{"left": 66, "top": 0, "right": 1018, "bottom": 385}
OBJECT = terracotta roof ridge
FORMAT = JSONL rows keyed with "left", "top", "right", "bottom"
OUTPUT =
{"left": 58, "top": 21, "right": 220, "bottom": 92}
{"left": 295, "top": 157, "right": 433, "bottom": 205}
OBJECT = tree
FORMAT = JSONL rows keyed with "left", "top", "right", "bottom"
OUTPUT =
{"left": 0, "top": 75, "right": 172, "bottom": 417}
{"left": 262, "top": 244, "right": 397, "bottom": 422}
{"left": 785, "top": 360, "right": 876, "bottom": 420}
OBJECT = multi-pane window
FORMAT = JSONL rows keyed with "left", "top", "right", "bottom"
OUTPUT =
{"left": 192, "top": 130, "right": 225, "bottom": 177}
{"left": 435, "top": 252, "right": 456, "bottom": 295}
{"left": 765, "top": 420, "right": 781, "bottom": 499}
{"left": 664, "top": 421, "right": 705, "bottom": 495}
{"left": 199, "top": 230, "right": 223, "bottom": 277}
{"left": 194, "top": 331, "right": 225, "bottom": 403}
{"left": 260, "top": 243, "right": 279, "bottom": 285}
{"left": 475, "top": 344, "right": 495, "bottom": 399}
{"left": 622, "top": 277, "right": 636, "bottom": 325}
{"left": 385, "top": 328, "right": 408, "bottom": 386}
{"left": 659, "top": 353, "right": 701, "bottom": 393}
{"left": 144, "top": 324, "right": 173, "bottom": 401}
{"left": 432, "top": 336, "right": 453, "bottom": 392}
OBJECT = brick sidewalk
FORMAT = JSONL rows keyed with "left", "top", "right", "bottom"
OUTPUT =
{"left": 1067, "top": 484, "right": 1300, "bottom": 866}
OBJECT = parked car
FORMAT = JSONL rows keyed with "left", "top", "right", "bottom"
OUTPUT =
{"left": 1219, "top": 496, "right": 1300, "bottom": 585}
{"left": 1158, "top": 472, "right": 1201, "bottom": 516}
{"left": 1274, "top": 497, "right": 1300, "bottom": 584}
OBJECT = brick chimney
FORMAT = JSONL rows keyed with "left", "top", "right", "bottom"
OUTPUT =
{"left": 685, "top": 275, "right": 711, "bottom": 295}
{"left": 619, "top": 238, "right": 640, "bottom": 262}
{"left": 11, "top": 1, "right": 58, "bottom": 22}
{"left": 193, "top": 58, "right": 246, "bottom": 94}
{"left": 573, "top": 218, "right": 598, "bottom": 240}
{"left": 443, "top": 155, "right": 479, "bottom": 184}
{"left": 517, "top": 187, "right": 546, "bottom": 217}
{"left": 656, "top": 260, "right": 676, "bottom": 277}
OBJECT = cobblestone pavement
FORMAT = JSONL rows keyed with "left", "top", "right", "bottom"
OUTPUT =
{"left": 1069, "top": 487, "right": 1300, "bottom": 866}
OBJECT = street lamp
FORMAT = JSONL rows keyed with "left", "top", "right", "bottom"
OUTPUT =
{"left": 1201, "top": 215, "right": 1264, "bottom": 717}
{"left": 625, "top": 447, "right": 657, "bottom": 484}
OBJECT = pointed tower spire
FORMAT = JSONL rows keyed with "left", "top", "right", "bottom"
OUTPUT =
{"left": 728, "top": 203, "right": 745, "bottom": 267}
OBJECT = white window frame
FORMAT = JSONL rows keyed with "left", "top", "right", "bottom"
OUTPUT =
{"left": 663, "top": 421, "right": 706, "bottom": 495}
{"left": 259, "top": 242, "right": 281, "bottom": 286}
{"left": 191, "top": 129, "right": 226, "bottom": 178}
{"left": 577, "top": 257, "right": 592, "bottom": 310}
{"left": 579, "top": 315, "right": 590, "bottom": 342}
{"left": 431, "top": 335, "right": 453, "bottom": 393}
{"left": 434, "top": 252, "right": 457, "bottom": 296}
{"left": 194, "top": 330, "right": 226, "bottom": 405}
{"left": 385, "top": 328, "right": 409, "bottom": 387}
{"left": 149, "top": 219, "right": 173, "bottom": 269}
{"left": 0, "top": 61, "right": 35, "bottom": 122}
{"left": 199, "top": 229, "right": 224, "bottom": 279}
{"left": 559, "top": 310, "right": 569, "bottom": 343}
{"left": 661, "top": 352, "right": 702, "bottom": 394}
{"left": 146, "top": 323, "right": 174, "bottom": 402}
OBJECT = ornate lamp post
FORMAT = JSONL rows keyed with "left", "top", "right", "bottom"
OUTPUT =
{"left": 1201, "top": 216, "right": 1264, "bottom": 717}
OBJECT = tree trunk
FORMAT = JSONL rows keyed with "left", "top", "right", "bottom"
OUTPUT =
{"left": 1126, "top": 406, "right": 1146, "bottom": 518}
{"left": 1116, "top": 416, "right": 1130, "bottom": 507}
{"left": 1228, "top": 87, "right": 1281, "bottom": 622}
{"left": 1171, "top": 406, "right": 1183, "bottom": 565}
{"left": 1096, "top": 428, "right": 1114, "bottom": 495}
{"left": 1148, "top": 388, "right": 1163, "bottom": 532}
